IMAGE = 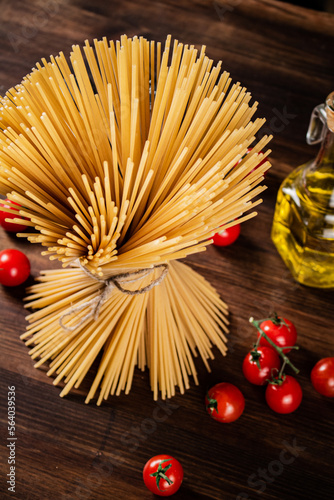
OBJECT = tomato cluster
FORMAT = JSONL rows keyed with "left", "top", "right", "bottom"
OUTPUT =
{"left": 245, "top": 315, "right": 302, "bottom": 414}
{"left": 243, "top": 314, "right": 334, "bottom": 415}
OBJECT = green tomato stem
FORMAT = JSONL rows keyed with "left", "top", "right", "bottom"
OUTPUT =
{"left": 150, "top": 459, "right": 174, "bottom": 492}
{"left": 250, "top": 349, "right": 262, "bottom": 369}
{"left": 278, "top": 359, "right": 287, "bottom": 379}
{"left": 249, "top": 317, "right": 299, "bottom": 375}
{"left": 206, "top": 393, "right": 219, "bottom": 414}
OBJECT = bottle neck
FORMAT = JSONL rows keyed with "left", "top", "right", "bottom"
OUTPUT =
{"left": 314, "top": 126, "right": 334, "bottom": 168}
{"left": 302, "top": 112, "right": 334, "bottom": 211}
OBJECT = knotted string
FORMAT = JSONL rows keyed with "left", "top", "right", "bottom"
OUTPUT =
{"left": 59, "top": 261, "right": 169, "bottom": 332}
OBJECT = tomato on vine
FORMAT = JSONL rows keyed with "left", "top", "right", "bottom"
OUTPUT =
{"left": 243, "top": 346, "right": 281, "bottom": 385}
{"left": 143, "top": 455, "right": 183, "bottom": 496}
{"left": 265, "top": 375, "right": 302, "bottom": 414}
{"left": 212, "top": 223, "right": 241, "bottom": 246}
{"left": 0, "top": 249, "right": 30, "bottom": 286}
{"left": 249, "top": 315, "right": 302, "bottom": 414}
{"left": 311, "top": 357, "right": 334, "bottom": 398}
{"left": 0, "top": 199, "right": 28, "bottom": 232}
{"left": 258, "top": 315, "right": 297, "bottom": 353}
{"left": 205, "top": 382, "right": 245, "bottom": 423}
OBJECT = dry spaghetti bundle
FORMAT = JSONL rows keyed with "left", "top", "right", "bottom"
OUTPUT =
{"left": 0, "top": 35, "right": 271, "bottom": 403}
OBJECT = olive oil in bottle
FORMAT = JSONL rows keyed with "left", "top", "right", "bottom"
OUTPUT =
{"left": 272, "top": 92, "right": 334, "bottom": 288}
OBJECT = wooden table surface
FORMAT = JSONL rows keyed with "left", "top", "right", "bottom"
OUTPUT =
{"left": 1, "top": 1, "right": 334, "bottom": 499}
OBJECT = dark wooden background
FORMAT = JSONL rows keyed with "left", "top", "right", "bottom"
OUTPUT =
{"left": 1, "top": 1, "right": 334, "bottom": 499}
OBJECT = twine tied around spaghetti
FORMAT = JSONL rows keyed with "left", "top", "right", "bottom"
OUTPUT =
{"left": 59, "top": 261, "right": 169, "bottom": 332}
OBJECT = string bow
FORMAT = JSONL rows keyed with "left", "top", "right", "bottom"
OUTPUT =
{"left": 59, "top": 261, "right": 169, "bottom": 332}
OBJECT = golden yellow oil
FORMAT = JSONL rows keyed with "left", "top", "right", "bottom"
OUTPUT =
{"left": 272, "top": 163, "right": 334, "bottom": 288}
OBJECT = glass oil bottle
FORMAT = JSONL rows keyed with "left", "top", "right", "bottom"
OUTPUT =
{"left": 271, "top": 91, "right": 334, "bottom": 288}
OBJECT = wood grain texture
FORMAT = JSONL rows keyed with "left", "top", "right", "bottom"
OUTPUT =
{"left": 0, "top": 1, "right": 333, "bottom": 499}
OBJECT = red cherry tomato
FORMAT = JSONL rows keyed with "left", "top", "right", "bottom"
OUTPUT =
{"left": 0, "top": 199, "right": 28, "bottom": 232}
{"left": 242, "top": 346, "right": 281, "bottom": 385}
{"left": 212, "top": 223, "right": 240, "bottom": 246}
{"left": 205, "top": 382, "right": 245, "bottom": 423}
{"left": 143, "top": 455, "right": 183, "bottom": 496}
{"left": 258, "top": 317, "right": 297, "bottom": 353}
{"left": 0, "top": 249, "right": 30, "bottom": 286}
{"left": 235, "top": 148, "right": 268, "bottom": 176}
{"left": 311, "top": 357, "right": 334, "bottom": 397}
{"left": 265, "top": 375, "right": 302, "bottom": 414}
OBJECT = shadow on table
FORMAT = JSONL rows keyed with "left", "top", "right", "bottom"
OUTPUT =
{"left": 1, "top": 273, "right": 35, "bottom": 302}
{"left": 174, "top": 488, "right": 211, "bottom": 499}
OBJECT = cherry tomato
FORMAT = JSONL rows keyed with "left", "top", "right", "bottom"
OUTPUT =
{"left": 242, "top": 346, "right": 281, "bottom": 385}
{"left": 205, "top": 382, "right": 245, "bottom": 423}
{"left": 311, "top": 357, "right": 334, "bottom": 397}
{"left": 0, "top": 249, "right": 30, "bottom": 286}
{"left": 258, "top": 317, "right": 297, "bottom": 353}
{"left": 265, "top": 375, "right": 302, "bottom": 414}
{"left": 0, "top": 199, "right": 28, "bottom": 232}
{"left": 235, "top": 148, "right": 268, "bottom": 176}
{"left": 212, "top": 223, "right": 240, "bottom": 246}
{"left": 143, "top": 455, "right": 183, "bottom": 496}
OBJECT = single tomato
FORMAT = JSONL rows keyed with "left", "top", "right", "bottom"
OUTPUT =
{"left": 265, "top": 375, "right": 302, "bottom": 414}
{"left": 143, "top": 455, "right": 183, "bottom": 496}
{"left": 258, "top": 317, "right": 297, "bottom": 353}
{"left": 311, "top": 357, "right": 334, "bottom": 397}
{"left": 0, "top": 199, "right": 28, "bottom": 232}
{"left": 205, "top": 382, "right": 245, "bottom": 423}
{"left": 242, "top": 346, "right": 281, "bottom": 385}
{"left": 212, "top": 223, "right": 240, "bottom": 246}
{"left": 0, "top": 249, "right": 30, "bottom": 286}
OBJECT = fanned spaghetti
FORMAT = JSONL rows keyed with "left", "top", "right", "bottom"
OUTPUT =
{"left": 0, "top": 35, "right": 271, "bottom": 402}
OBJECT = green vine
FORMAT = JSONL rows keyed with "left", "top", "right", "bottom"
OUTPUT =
{"left": 249, "top": 315, "right": 299, "bottom": 379}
